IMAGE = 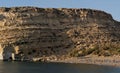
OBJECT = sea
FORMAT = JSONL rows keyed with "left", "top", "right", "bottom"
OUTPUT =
{"left": 0, "top": 61, "right": 120, "bottom": 73}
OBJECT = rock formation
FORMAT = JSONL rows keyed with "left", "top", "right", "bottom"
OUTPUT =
{"left": 0, "top": 7, "right": 120, "bottom": 61}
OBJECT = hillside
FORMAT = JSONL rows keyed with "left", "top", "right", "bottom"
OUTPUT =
{"left": 0, "top": 7, "right": 120, "bottom": 61}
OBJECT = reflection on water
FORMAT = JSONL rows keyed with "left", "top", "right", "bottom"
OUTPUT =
{"left": 0, "top": 61, "right": 120, "bottom": 73}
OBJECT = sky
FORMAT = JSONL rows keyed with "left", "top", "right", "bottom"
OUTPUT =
{"left": 0, "top": 0, "right": 120, "bottom": 21}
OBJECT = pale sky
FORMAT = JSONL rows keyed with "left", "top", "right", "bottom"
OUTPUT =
{"left": 0, "top": 0, "right": 120, "bottom": 21}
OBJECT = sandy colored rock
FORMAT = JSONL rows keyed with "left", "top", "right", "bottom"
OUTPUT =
{"left": 0, "top": 7, "right": 119, "bottom": 61}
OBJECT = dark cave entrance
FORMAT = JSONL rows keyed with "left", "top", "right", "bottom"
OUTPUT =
{"left": 2, "top": 44, "right": 15, "bottom": 61}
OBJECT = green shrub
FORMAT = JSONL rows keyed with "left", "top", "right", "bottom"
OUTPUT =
{"left": 103, "top": 51, "right": 111, "bottom": 56}
{"left": 85, "top": 48, "right": 96, "bottom": 55}
{"left": 69, "top": 49, "right": 85, "bottom": 57}
{"left": 116, "top": 49, "right": 120, "bottom": 53}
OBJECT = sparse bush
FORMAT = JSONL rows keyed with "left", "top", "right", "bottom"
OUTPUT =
{"left": 103, "top": 51, "right": 111, "bottom": 56}
{"left": 69, "top": 45, "right": 120, "bottom": 57}
{"left": 103, "top": 46, "right": 110, "bottom": 50}
{"left": 93, "top": 49, "right": 100, "bottom": 55}
{"left": 117, "top": 49, "right": 120, "bottom": 53}
{"left": 69, "top": 49, "right": 85, "bottom": 57}
{"left": 85, "top": 48, "right": 96, "bottom": 55}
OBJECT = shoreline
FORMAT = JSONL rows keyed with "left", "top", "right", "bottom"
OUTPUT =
{"left": 47, "top": 55, "right": 120, "bottom": 67}
{"left": 2, "top": 55, "right": 120, "bottom": 67}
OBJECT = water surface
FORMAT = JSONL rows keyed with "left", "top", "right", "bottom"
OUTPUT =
{"left": 0, "top": 61, "right": 120, "bottom": 73}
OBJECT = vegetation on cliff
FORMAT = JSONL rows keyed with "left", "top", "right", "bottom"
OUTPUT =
{"left": 0, "top": 7, "right": 120, "bottom": 61}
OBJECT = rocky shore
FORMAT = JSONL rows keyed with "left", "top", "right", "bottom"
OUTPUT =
{"left": 45, "top": 55, "right": 120, "bottom": 67}
{"left": 2, "top": 55, "right": 120, "bottom": 67}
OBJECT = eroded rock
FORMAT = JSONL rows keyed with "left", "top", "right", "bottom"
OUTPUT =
{"left": 0, "top": 7, "right": 119, "bottom": 61}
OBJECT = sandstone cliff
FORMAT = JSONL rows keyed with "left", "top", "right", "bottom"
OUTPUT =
{"left": 0, "top": 7, "right": 119, "bottom": 61}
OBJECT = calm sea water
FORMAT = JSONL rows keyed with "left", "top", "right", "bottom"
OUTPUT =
{"left": 0, "top": 61, "right": 120, "bottom": 73}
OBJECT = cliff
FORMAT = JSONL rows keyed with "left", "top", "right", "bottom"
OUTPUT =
{"left": 0, "top": 7, "right": 120, "bottom": 61}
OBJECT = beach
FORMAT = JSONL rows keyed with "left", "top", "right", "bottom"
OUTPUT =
{"left": 48, "top": 55, "right": 120, "bottom": 67}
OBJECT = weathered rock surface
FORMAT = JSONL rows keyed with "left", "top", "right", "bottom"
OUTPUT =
{"left": 0, "top": 7, "right": 119, "bottom": 61}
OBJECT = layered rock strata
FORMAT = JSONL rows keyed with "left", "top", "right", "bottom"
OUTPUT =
{"left": 0, "top": 7, "right": 119, "bottom": 61}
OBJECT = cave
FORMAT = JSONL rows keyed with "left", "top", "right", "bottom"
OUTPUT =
{"left": 2, "top": 44, "right": 15, "bottom": 61}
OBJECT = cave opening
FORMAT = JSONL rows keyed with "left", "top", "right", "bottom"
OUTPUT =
{"left": 2, "top": 44, "right": 15, "bottom": 61}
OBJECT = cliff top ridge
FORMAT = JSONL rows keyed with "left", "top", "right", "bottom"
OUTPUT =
{"left": 0, "top": 7, "right": 113, "bottom": 21}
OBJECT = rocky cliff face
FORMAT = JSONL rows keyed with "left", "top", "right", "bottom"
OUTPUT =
{"left": 0, "top": 7, "right": 120, "bottom": 61}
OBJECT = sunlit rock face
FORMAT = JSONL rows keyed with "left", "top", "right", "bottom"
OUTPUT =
{"left": 0, "top": 7, "right": 120, "bottom": 61}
